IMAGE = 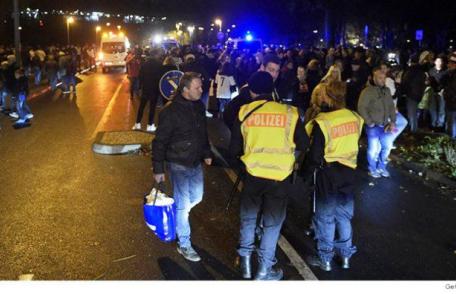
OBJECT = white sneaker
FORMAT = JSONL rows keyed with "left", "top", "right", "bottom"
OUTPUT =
{"left": 205, "top": 111, "right": 213, "bottom": 118}
{"left": 146, "top": 124, "right": 157, "bottom": 132}
{"left": 378, "top": 169, "right": 391, "bottom": 178}
{"left": 9, "top": 112, "right": 19, "bottom": 119}
{"left": 14, "top": 118, "right": 27, "bottom": 124}
{"left": 368, "top": 170, "right": 382, "bottom": 178}
{"left": 132, "top": 123, "right": 141, "bottom": 130}
{"left": 25, "top": 113, "right": 34, "bottom": 120}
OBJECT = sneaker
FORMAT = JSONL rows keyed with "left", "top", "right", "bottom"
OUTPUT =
{"left": 146, "top": 124, "right": 157, "bottom": 132}
{"left": 368, "top": 170, "right": 381, "bottom": 178}
{"left": 132, "top": 123, "right": 141, "bottom": 130}
{"left": 378, "top": 169, "right": 390, "bottom": 178}
{"left": 25, "top": 113, "right": 34, "bottom": 120}
{"left": 177, "top": 246, "right": 201, "bottom": 262}
{"left": 205, "top": 110, "right": 213, "bottom": 118}
{"left": 14, "top": 118, "right": 27, "bottom": 125}
{"left": 306, "top": 255, "right": 332, "bottom": 272}
{"left": 9, "top": 112, "right": 19, "bottom": 119}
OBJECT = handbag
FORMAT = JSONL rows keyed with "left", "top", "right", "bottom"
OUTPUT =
{"left": 143, "top": 182, "right": 176, "bottom": 242}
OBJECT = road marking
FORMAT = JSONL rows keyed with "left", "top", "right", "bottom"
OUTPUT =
{"left": 18, "top": 274, "right": 34, "bottom": 280}
{"left": 210, "top": 144, "right": 318, "bottom": 280}
{"left": 90, "top": 76, "right": 127, "bottom": 140}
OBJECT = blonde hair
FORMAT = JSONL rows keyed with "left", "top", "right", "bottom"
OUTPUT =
{"left": 324, "top": 81, "right": 346, "bottom": 109}
{"left": 321, "top": 65, "right": 342, "bottom": 83}
{"left": 305, "top": 81, "right": 347, "bottom": 123}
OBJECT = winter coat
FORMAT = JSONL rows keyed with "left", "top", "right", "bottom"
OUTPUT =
{"left": 152, "top": 94, "right": 212, "bottom": 174}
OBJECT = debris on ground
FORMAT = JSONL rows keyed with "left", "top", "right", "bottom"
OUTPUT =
{"left": 112, "top": 255, "right": 137, "bottom": 263}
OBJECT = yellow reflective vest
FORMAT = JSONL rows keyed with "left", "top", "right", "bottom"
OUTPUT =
{"left": 239, "top": 100, "right": 299, "bottom": 181}
{"left": 305, "top": 109, "right": 364, "bottom": 169}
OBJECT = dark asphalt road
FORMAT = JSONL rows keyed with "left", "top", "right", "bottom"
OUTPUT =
{"left": 0, "top": 70, "right": 455, "bottom": 280}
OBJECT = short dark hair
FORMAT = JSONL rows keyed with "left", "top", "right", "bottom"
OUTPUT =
{"left": 177, "top": 72, "right": 201, "bottom": 94}
{"left": 372, "top": 66, "right": 383, "bottom": 74}
{"left": 262, "top": 54, "right": 281, "bottom": 67}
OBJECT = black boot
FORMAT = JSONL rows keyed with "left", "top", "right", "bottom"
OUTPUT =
{"left": 254, "top": 263, "right": 283, "bottom": 281}
{"left": 240, "top": 255, "right": 252, "bottom": 279}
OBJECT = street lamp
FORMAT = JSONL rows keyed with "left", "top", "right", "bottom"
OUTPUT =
{"left": 187, "top": 26, "right": 195, "bottom": 45}
{"left": 215, "top": 19, "right": 222, "bottom": 32}
{"left": 95, "top": 25, "right": 101, "bottom": 45}
{"left": 66, "top": 16, "right": 74, "bottom": 46}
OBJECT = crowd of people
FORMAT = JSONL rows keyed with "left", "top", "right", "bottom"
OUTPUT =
{"left": 0, "top": 44, "right": 97, "bottom": 128}
{"left": 2, "top": 40, "right": 456, "bottom": 279}
{"left": 140, "top": 43, "right": 456, "bottom": 280}
{"left": 123, "top": 43, "right": 456, "bottom": 139}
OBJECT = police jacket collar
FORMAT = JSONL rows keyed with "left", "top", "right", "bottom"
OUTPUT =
{"left": 252, "top": 94, "right": 274, "bottom": 102}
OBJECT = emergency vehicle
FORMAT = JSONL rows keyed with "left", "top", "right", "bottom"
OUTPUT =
{"left": 98, "top": 32, "right": 130, "bottom": 73}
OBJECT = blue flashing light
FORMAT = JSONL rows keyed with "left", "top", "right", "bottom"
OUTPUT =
{"left": 245, "top": 33, "right": 253, "bottom": 41}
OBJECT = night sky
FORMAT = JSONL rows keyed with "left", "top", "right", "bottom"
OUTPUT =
{"left": 1, "top": 0, "right": 456, "bottom": 45}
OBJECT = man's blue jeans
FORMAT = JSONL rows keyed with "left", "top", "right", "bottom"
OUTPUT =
{"left": 33, "top": 66, "right": 41, "bottom": 86}
{"left": 17, "top": 92, "right": 31, "bottom": 120}
{"left": 64, "top": 75, "right": 76, "bottom": 92}
{"left": 48, "top": 75, "right": 58, "bottom": 91}
{"left": 313, "top": 193, "right": 357, "bottom": 262}
{"left": 168, "top": 162, "right": 204, "bottom": 249}
{"left": 429, "top": 93, "right": 446, "bottom": 127}
{"left": 407, "top": 98, "right": 419, "bottom": 132}
{"left": 200, "top": 91, "right": 209, "bottom": 109}
{"left": 0, "top": 89, "right": 7, "bottom": 109}
{"left": 366, "top": 125, "right": 394, "bottom": 173}
{"left": 446, "top": 110, "right": 456, "bottom": 138}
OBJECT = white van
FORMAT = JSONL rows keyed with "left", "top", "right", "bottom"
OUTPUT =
{"left": 98, "top": 32, "right": 130, "bottom": 73}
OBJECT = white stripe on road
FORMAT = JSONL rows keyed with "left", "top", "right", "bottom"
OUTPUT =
{"left": 90, "top": 76, "right": 127, "bottom": 140}
{"left": 210, "top": 144, "right": 318, "bottom": 280}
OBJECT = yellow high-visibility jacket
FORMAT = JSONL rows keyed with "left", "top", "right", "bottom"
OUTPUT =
{"left": 305, "top": 109, "right": 364, "bottom": 169}
{"left": 239, "top": 100, "right": 299, "bottom": 181}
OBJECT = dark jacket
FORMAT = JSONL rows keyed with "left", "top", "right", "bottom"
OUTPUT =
{"left": 401, "top": 64, "right": 426, "bottom": 102}
{"left": 14, "top": 76, "right": 29, "bottom": 96}
{"left": 222, "top": 84, "right": 252, "bottom": 130}
{"left": 5, "top": 62, "right": 17, "bottom": 91}
{"left": 152, "top": 94, "right": 212, "bottom": 174}
{"left": 139, "top": 57, "right": 163, "bottom": 95}
{"left": 441, "top": 69, "right": 456, "bottom": 111}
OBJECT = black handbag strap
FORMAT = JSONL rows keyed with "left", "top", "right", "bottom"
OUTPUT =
{"left": 241, "top": 101, "right": 269, "bottom": 123}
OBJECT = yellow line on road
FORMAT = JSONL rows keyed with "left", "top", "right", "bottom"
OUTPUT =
{"left": 90, "top": 76, "right": 127, "bottom": 140}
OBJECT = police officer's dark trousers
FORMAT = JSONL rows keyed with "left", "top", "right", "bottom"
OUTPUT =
{"left": 237, "top": 173, "right": 289, "bottom": 269}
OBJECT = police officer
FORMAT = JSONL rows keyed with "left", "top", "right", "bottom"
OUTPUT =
{"left": 302, "top": 81, "right": 364, "bottom": 271}
{"left": 230, "top": 71, "right": 309, "bottom": 280}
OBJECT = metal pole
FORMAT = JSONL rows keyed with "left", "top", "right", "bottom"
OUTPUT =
{"left": 13, "top": 0, "right": 22, "bottom": 67}
{"left": 67, "top": 21, "right": 70, "bottom": 46}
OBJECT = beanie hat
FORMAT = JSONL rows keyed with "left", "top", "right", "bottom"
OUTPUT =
{"left": 248, "top": 71, "right": 274, "bottom": 95}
